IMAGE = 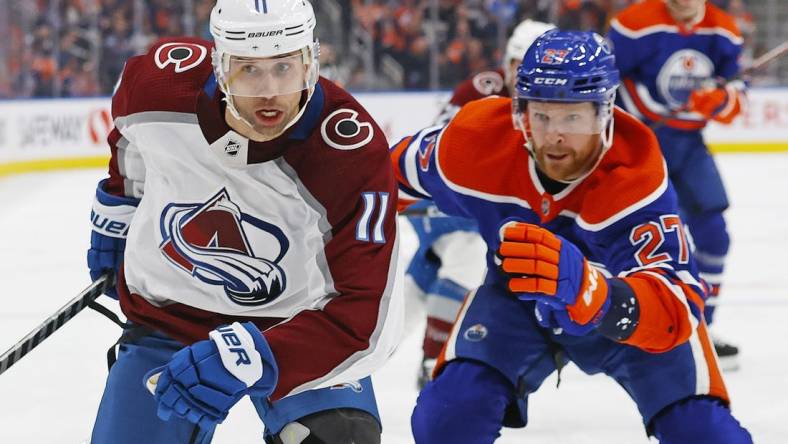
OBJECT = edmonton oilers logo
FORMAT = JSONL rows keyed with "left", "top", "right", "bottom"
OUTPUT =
{"left": 463, "top": 323, "right": 488, "bottom": 342}
{"left": 159, "top": 189, "right": 289, "bottom": 306}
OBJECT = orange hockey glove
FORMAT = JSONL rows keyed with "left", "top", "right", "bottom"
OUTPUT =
{"left": 686, "top": 87, "right": 729, "bottom": 121}
{"left": 498, "top": 221, "right": 610, "bottom": 335}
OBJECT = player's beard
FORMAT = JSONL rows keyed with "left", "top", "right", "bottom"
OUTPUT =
{"left": 533, "top": 134, "right": 602, "bottom": 182}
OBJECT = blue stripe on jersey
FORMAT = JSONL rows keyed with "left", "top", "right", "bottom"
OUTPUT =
{"left": 289, "top": 83, "right": 325, "bottom": 140}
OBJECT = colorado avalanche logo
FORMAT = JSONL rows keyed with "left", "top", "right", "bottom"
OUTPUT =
{"left": 154, "top": 42, "right": 208, "bottom": 73}
{"left": 320, "top": 109, "right": 374, "bottom": 150}
{"left": 159, "top": 189, "right": 289, "bottom": 306}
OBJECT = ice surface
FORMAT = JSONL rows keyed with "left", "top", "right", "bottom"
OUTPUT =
{"left": 1, "top": 153, "right": 786, "bottom": 443}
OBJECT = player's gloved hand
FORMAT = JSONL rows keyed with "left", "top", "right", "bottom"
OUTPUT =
{"left": 686, "top": 87, "right": 729, "bottom": 121}
{"left": 143, "top": 322, "right": 278, "bottom": 429}
{"left": 498, "top": 221, "right": 611, "bottom": 335}
{"left": 87, "top": 179, "right": 139, "bottom": 299}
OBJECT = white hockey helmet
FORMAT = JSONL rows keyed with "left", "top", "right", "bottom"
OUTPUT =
{"left": 210, "top": 0, "right": 320, "bottom": 129}
{"left": 503, "top": 19, "right": 556, "bottom": 68}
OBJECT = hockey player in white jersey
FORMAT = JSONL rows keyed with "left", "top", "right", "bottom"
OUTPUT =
{"left": 86, "top": 1, "right": 402, "bottom": 443}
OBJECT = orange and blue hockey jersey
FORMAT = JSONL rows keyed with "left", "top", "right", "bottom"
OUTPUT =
{"left": 391, "top": 97, "right": 720, "bottom": 363}
{"left": 608, "top": 0, "right": 745, "bottom": 130}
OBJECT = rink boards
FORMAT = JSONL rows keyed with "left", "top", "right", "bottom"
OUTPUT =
{"left": 0, "top": 88, "right": 786, "bottom": 177}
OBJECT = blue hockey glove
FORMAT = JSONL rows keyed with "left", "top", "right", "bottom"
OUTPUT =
{"left": 87, "top": 179, "right": 138, "bottom": 299}
{"left": 144, "top": 322, "right": 278, "bottom": 430}
{"left": 499, "top": 221, "right": 611, "bottom": 335}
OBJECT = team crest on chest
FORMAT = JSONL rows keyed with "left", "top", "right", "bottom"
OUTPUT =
{"left": 320, "top": 109, "right": 374, "bottom": 150}
{"left": 657, "top": 49, "right": 715, "bottom": 109}
{"left": 154, "top": 42, "right": 208, "bottom": 73}
{"left": 159, "top": 189, "right": 289, "bottom": 306}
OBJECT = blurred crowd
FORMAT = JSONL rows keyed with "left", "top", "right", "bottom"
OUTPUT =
{"left": 0, "top": 0, "right": 216, "bottom": 98}
{"left": 0, "top": 0, "right": 772, "bottom": 98}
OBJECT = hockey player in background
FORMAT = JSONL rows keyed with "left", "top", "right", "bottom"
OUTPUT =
{"left": 608, "top": 0, "right": 746, "bottom": 369}
{"left": 392, "top": 30, "right": 751, "bottom": 443}
{"left": 407, "top": 19, "right": 555, "bottom": 389}
{"left": 86, "top": 0, "right": 402, "bottom": 442}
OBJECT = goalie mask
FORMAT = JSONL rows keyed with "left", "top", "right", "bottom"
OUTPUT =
{"left": 210, "top": 0, "right": 319, "bottom": 134}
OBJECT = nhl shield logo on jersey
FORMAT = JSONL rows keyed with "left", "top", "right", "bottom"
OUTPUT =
{"left": 159, "top": 189, "right": 289, "bottom": 306}
{"left": 320, "top": 109, "right": 374, "bottom": 150}
{"left": 154, "top": 42, "right": 208, "bottom": 73}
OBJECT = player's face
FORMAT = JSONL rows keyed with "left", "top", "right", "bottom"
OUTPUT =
{"left": 667, "top": 0, "right": 706, "bottom": 22}
{"left": 527, "top": 101, "right": 604, "bottom": 182}
{"left": 222, "top": 52, "right": 312, "bottom": 141}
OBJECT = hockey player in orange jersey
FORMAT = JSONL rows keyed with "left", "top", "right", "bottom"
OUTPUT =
{"left": 392, "top": 29, "right": 752, "bottom": 443}
{"left": 609, "top": 0, "right": 747, "bottom": 368}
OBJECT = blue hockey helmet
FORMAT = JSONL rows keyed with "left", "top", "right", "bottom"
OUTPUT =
{"left": 515, "top": 29, "right": 619, "bottom": 103}
{"left": 513, "top": 30, "right": 620, "bottom": 151}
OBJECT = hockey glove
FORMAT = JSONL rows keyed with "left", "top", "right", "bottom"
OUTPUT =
{"left": 144, "top": 322, "right": 278, "bottom": 430}
{"left": 686, "top": 87, "right": 729, "bottom": 121}
{"left": 498, "top": 221, "right": 611, "bottom": 335}
{"left": 87, "top": 179, "right": 138, "bottom": 299}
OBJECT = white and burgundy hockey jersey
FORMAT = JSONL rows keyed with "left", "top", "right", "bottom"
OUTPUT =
{"left": 104, "top": 37, "right": 403, "bottom": 400}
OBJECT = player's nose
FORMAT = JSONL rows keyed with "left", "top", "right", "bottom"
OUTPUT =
{"left": 544, "top": 130, "right": 565, "bottom": 145}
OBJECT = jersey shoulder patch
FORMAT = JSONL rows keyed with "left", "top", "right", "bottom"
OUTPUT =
{"left": 113, "top": 37, "right": 215, "bottom": 118}
{"left": 154, "top": 41, "right": 210, "bottom": 73}
{"left": 320, "top": 108, "right": 375, "bottom": 151}
{"left": 317, "top": 79, "right": 382, "bottom": 152}
{"left": 451, "top": 68, "right": 509, "bottom": 107}
{"left": 471, "top": 70, "right": 506, "bottom": 96}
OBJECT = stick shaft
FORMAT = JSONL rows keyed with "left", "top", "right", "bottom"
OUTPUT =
{"left": 0, "top": 274, "right": 111, "bottom": 375}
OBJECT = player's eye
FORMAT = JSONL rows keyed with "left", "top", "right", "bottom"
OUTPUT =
{"left": 533, "top": 113, "right": 549, "bottom": 122}
{"left": 241, "top": 64, "right": 259, "bottom": 75}
{"left": 274, "top": 62, "right": 292, "bottom": 75}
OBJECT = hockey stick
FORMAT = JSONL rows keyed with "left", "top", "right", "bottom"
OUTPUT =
{"left": 0, "top": 273, "right": 113, "bottom": 376}
{"left": 744, "top": 40, "right": 788, "bottom": 75}
{"left": 649, "top": 40, "right": 788, "bottom": 129}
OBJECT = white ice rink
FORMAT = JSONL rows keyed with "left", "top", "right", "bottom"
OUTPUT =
{"left": 1, "top": 153, "right": 787, "bottom": 443}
